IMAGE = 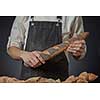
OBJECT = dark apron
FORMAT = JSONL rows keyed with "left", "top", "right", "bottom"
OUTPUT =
{"left": 20, "top": 16, "right": 68, "bottom": 81}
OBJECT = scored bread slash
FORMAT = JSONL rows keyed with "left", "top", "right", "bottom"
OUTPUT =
{"left": 88, "top": 73, "right": 98, "bottom": 81}
{"left": 53, "top": 46, "right": 60, "bottom": 50}
{"left": 79, "top": 72, "right": 88, "bottom": 80}
{"left": 42, "top": 50, "right": 51, "bottom": 55}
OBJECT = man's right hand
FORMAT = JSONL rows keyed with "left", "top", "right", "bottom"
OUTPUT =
{"left": 20, "top": 51, "right": 45, "bottom": 68}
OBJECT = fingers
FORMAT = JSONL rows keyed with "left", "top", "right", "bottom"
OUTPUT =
{"left": 73, "top": 40, "right": 85, "bottom": 44}
{"left": 28, "top": 54, "right": 43, "bottom": 68}
{"left": 68, "top": 40, "right": 85, "bottom": 50}
{"left": 22, "top": 51, "right": 45, "bottom": 68}
{"left": 29, "top": 57, "right": 39, "bottom": 67}
{"left": 30, "top": 54, "right": 40, "bottom": 64}
{"left": 24, "top": 57, "right": 42, "bottom": 68}
{"left": 32, "top": 51, "right": 45, "bottom": 64}
{"left": 67, "top": 46, "right": 84, "bottom": 53}
{"left": 69, "top": 40, "right": 85, "bottom": 48}
{"left": 72, "top": 49, "right": 84, "bottom": 57}
{"left": 24, "top": 60, "right": 35, "bottom": 67}
{"left": 24, "top": 63, "right": 29, "bottom": 67}
{"left": 30, "top": 51, "right": 45, "bottom": 68}
{"left": 67, "top": 40, "right": 85, "bottom": 57}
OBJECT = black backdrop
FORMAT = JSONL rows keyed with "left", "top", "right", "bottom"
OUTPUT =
{"left": 0, "top": 16, "right": 100, "bottom": 80}
{"left": 83, "top": 17, "right": 100, "bottom": 75}
{"left": 0, "top": 16, "right": 21, "bottom": 78}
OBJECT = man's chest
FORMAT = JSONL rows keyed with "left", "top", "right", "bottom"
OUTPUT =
{"left": 31, "top": 16, "right": 63, "bottom": 22}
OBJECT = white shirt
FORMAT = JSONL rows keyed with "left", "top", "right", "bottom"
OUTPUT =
{"left": 7, "top": 16, "right": 85, "bottom": 59}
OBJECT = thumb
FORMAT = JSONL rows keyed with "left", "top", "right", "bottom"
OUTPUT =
{"left": 72, "top": 33, "right": 78, "bottom": 38}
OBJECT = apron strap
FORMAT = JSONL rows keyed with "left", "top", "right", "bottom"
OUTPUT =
{"left": 57, "top": 16, "right": 62, "bottom": 23}
{"left": 57, "top": 16, "right": 62, "bottom": 20}
{"left": 31, "top": 16, "right": 34, "bottom": 21}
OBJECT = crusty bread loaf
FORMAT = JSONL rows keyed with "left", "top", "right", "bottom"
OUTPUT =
{"left": 0, "top": 71, "right": 97, "bottom": 83}
{"left": 40, "top": 32, "right": 89, "bottom": 62}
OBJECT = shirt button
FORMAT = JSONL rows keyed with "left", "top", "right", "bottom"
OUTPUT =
{"left": 31, "top": 23, "right": 34, "bottom": 26}
{"left": 56, "top": 23, "right": 59, "bottom": 26}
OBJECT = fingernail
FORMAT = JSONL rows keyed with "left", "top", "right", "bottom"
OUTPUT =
{"left": 43, "top": 62, "right": 45, "bottom": 64}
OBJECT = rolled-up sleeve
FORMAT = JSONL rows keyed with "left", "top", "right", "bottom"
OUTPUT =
{"left": 71, "top": 16, "right": 84, "bottom": 34}
{"left": 7, "top": 16, "right": 27, "bottom": 50}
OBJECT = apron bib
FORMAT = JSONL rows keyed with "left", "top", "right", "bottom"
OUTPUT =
{"left": 20, "top": 16, "right": 68, "bottom": 81}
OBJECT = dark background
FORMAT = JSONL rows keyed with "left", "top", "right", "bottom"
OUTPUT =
{"left": 0, "top": 16, "right": 100, "bottom": 80}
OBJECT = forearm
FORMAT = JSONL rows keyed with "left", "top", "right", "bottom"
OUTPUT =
{"left": 7, "top": 46, "right": 24, "bottom": 60}
{"left": 7, "top": 46, "right": 45, "bottom": 68}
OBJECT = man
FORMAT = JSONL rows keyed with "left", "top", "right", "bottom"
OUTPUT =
{"left": 7, "top": 16, "right": 86, "bottom": 81}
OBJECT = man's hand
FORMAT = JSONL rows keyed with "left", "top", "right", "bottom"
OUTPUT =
{"left": 20, "top": 51, "right": 45, "bottom": 68}
{"left": 67, "top": 40, "right": 86, "bottom": 58}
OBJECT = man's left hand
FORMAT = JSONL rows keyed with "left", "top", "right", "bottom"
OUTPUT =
{"left": 67, "top": 40, "right": 86, "bottom": 58}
